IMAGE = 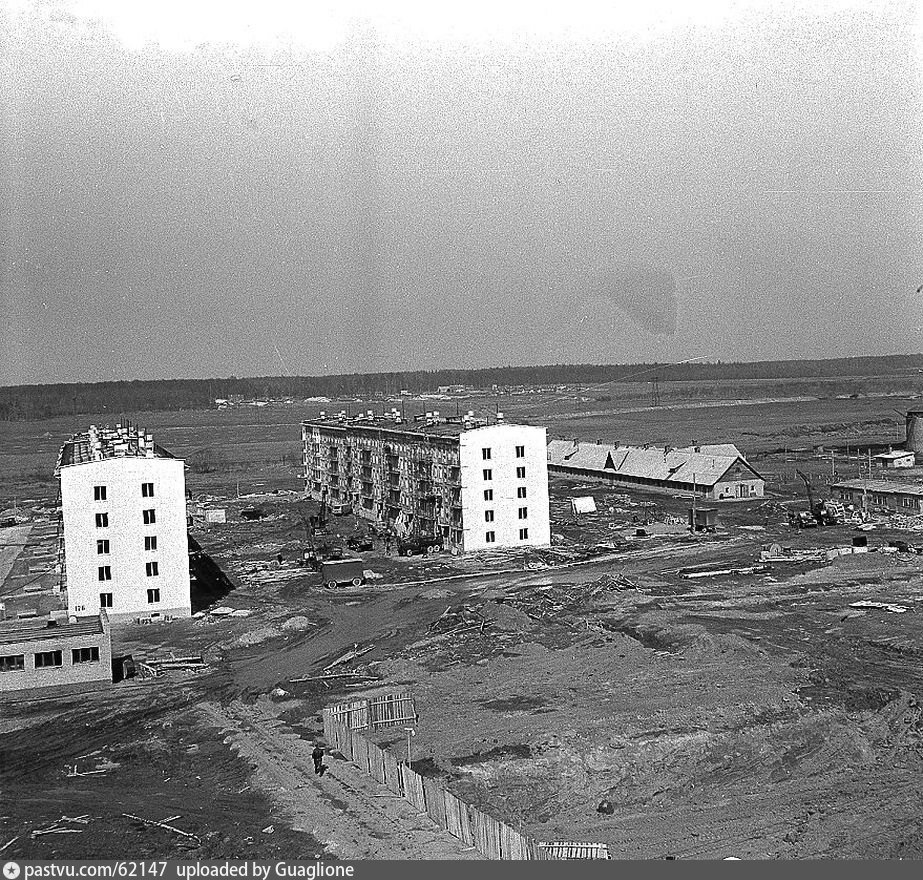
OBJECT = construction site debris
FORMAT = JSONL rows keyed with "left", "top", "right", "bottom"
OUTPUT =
{"left": 849, "top": 601, "right": 909, "bottom": 614}
{"left": 122, "top": 813, "right": 200, "bottom": 845}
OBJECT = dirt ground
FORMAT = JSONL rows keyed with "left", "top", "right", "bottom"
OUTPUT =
{"left": 3, "top": 383, "right": 923, "bottom": 859}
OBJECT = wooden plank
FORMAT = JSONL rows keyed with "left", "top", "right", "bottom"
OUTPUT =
{"left": 443, "top": 790, "right": 464, "bottom": 841}
{"left": 382, "top": 750, "right": 403, "bottom": 797}
{"left": 423, "top": 777, "right": 447, "bottom": 830}
{"left": 499, "top": 821, "right": 530, "bottom": 860}
{"left": 353, "top": 733, "right": 370, "bottom": 770}
{"left": 368, "top": 741, "right": 386, "bottom": 785}
{"left": 483, "top": 812, "right": 502, "bottom": 860}
{"left": 401, "top": 766, "right": 426, "bottom": 813}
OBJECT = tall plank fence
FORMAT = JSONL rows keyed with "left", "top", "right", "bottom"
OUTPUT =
{"left": 322, "top": 699, "right": 609, "bottom": 861}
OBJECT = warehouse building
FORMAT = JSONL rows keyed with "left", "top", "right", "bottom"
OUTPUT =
{"left": 55, "top": 425, "right": 191, "bottom": 623}
{"left": 831, "top": 479, "right": 923, "bottom": 513}
{"left": 547, "top": 439, "right": 765, "bottom": 501}
{"left": 302, "top": 411, "right": 550, "bottom": 553}
{"left": 0, "top": 611, "right": 112, "bottom": 694}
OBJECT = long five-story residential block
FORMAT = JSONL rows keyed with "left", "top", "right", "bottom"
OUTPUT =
{"left": 302, "top": 410, "right": 551, "bottom": 553}
{"left": 55, "top": 424, "right": 192, "bottom": 622}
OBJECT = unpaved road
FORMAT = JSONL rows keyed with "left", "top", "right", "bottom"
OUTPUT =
{"left": 201, "top": 699, "right": 480, "bottom": 860}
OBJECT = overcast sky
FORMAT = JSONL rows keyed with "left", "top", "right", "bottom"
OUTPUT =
{"left": 1, "top": 0, "right": 921, "bottom": 384}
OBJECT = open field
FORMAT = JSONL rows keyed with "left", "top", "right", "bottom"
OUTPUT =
{"left": 3, "top": 377, "right": 923, "bottom": 858}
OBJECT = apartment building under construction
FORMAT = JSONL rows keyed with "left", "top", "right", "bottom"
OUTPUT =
{"left": 302, "top": 410, "right": 551, "bottom": 553}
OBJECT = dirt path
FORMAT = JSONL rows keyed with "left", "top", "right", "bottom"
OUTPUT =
{"left": 200, "top": 699, "right": 481, "bottom": 860}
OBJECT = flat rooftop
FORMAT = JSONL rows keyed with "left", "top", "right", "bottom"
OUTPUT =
{"left": 303, "top": 414, "right": 531, "bottom": 440}
{"left": 832, "top": 479, "right": 923, "bottom": 497}
{"left": 0, "top": 614, "right": 105, "bottom": 647}
{"left": 57, "top": 424, "right": 175, "bottom": 471}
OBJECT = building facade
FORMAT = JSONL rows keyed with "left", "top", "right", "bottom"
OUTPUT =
{"left": 56, "top": 425, "right": 191, "bottom": 623}
{"left": 302, "top": 412, "right": 551, "bottom": 553}
{"left": 0, "top": 611, "right": 112, "bottom": 694}
{"left": 547, "top": 440, "right": 765, "bottom": 501}
{"left": 831, "top": 479, "right": 923, "bottom": 513}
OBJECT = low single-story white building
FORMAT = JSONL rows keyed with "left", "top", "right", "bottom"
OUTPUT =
{"left": 547, "top": 440, "right": 765, "bottom": 501}
{"left": 874, "top": 450, "right": 916, "bottom": 469}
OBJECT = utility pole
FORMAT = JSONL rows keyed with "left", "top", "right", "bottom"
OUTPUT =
{"left": 403, "top": 726, "right": 415, "bottom": 766}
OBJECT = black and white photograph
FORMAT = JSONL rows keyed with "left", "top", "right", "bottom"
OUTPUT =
{"left": 1, "top": 0, "right": 923, "bottom": 864}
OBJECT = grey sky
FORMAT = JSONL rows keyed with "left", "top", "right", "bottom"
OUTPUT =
{"left": 1, "top": 0, "right": 921, "bottom": 384}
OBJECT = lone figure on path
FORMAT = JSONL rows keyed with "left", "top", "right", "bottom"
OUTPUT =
{"left": 312, "top": 744, "right": 326, "bottom": 776}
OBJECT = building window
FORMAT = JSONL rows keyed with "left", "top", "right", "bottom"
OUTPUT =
{"left": 145, "top": 535, "right": 158, "bottom": 551}
{"left": 485, "top": 531, "right": 496, "bottom": 543}
{"left": 516, "top": 466, "right": 526, "bottom": 479}
{"left": 72, "top": 647, "right": 100, "bottom": 664}
{"left": 95, "top": 512, "right": 109, "bottom": 528}
{"left": 482, "top": 447, "right": 491, "bottom": 460}
{"left": 519, "top": 527, "right": 529, "bottom": 540}
{"left": 146, "top": 561, "right": 159, "bottom": 577}
{"left": 98, "top": 565, "right": 111, "bottom": 582}
{"left": 143, "top": 508, "right": 156, "bottom": 525}
{"left": 96, "top": 539, "right": 110, "bottom": 555}
{"left": 100, "top": 593, "right": 113, "bottom": 609}
{"left": 483, "top": 469, "right": 492, "bottom": 481}
{"left": 483, "top": 489, "right": 493, "bottom": 501}
{"left": 518, "top": 506, "right": 528, "bottom": 519}
{"left": 0, "top": 655, "right": 24, "bottom": 673}
{"left": 93, "top": 485, "right": 107, "bottom": 501}
{"left": 517, "top": 486, "right": 527, "bottom": 499}
{"left": 147, "top": 588, "right": 161, "bottom": 604}
{"left": 485, "top": 510, "right": 495, "bottom": 523}
{"left": 35, "top": 650, "right": 63, "bottom": 669}
{"left": 142, "top": 482, "right": 155, "bottom": 498}
{"left": 515, "top": 445, "right": 525, "bottom": 458}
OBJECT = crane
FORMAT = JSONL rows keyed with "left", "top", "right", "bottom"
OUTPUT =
{"left": 794, "top": 469, "right": 838, "bottom": 526}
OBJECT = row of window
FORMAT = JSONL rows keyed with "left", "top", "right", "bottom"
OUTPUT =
{"left": 481, "top": 445, "right": 527, "bottom": 460}
{"left": 482, "top": 467, "right": 527, "bottom": 481}
{"left": 483, "top": 487, "right": 527, "bottom": 501}
{"left": 484, "top": 528, "right": 529, "bottom": 543}
{"left": 93, "top": 483, "right": 155, "bottom": 501}
{"left": 97, "top": 536, "right": 158, "bottom": 554}
{"left": 484, "top": 507, "right": 528, "bottom": 523}
{"left": 0, "top": 646, "right": 100, "bottom": 673}
{"left": 99, "top": 588, "right": 160, "bottom": 608}
{"left": 98, "top": 561, "right": 158, "bottom": 581}
{"left": 95, "top": 509, "right": 157, "bottom": 528}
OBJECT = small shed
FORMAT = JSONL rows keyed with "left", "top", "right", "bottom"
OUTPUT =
{"left": 689, "top": 507, "right": 720, "bottom": 532}
{"left": 874, "top": 450, "right": 915, "bottom": 469}
{"left": 205, "top": 508, "right": 227, "bottom": 523}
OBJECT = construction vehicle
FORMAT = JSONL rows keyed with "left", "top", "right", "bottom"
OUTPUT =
{"left": 319, "top": 558, "right": 365, "bottom": 588}
{"left": 793, "top": 470, "right": 840, "bottom": 526}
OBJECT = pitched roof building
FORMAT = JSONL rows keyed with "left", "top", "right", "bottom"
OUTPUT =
{"left": 547, "top": 439, "right": 764, "bottom": 501}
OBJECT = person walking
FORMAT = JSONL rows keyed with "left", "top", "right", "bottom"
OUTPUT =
{"left": 312, "top": 744, "right": 326, "bottom": 776}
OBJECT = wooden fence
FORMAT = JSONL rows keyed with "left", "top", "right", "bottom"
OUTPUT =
{"left": 321, "top": 701, "right": 608, "bottom": 860}
{"left": 322, "top": 693, "right": 416, "bottom": 733}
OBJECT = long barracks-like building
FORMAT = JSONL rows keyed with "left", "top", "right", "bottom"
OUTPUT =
{"left": 302, "top": 409, "right": 551, "bottom": 553}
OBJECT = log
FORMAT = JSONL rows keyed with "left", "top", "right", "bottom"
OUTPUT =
{"left": 122, "top": 812, "right": 200, "bottom": 843}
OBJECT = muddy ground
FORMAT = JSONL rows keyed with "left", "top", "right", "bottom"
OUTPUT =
{"left": 3, "top": 387, "right": 923, "bottom": 859}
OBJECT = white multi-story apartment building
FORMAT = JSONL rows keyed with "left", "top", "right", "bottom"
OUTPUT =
{"left": 55, "top": 424, "right": 191, "bottom": 622}
{"left": 302, "top": 410, "right": 551, "bottom": 553}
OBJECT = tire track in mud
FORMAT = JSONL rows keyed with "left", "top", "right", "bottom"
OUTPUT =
{"left": 200, "top": 700, "right": 481, "bottom": 860}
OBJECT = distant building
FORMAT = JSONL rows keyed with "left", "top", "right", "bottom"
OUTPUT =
{"left": 0, "top": 611, "right": 112, "bottom": 694}
{"left": 55, "top": 425, "right": 191, "bottom": 623}
{"left": 874, "top": 450, "right": 915, "bottom": 469}
{"left": 302, "top": 410, "right": 551, "bottom": 553}
{"left": 547, "top": 440, "right": 765, "bottom": 501}
{"left": 831, "top": 479, "right": 923, "bottom": 513}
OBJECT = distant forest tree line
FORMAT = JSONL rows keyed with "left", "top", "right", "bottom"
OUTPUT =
{"left": 2, "top": 355, "right": 921, "bottom": 421}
